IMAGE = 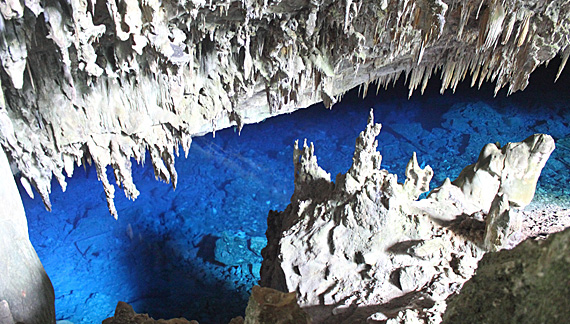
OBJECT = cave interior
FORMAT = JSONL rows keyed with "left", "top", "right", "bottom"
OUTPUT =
{"left": 17, "top": 60, "right": 570, "bottom": 323}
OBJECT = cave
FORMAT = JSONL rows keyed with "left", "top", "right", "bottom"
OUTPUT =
{"left": 9, "top": 61, "right": 569, "bottom": 324}
{"left": 1, "top": 0, "right": 569, "bottom": 323}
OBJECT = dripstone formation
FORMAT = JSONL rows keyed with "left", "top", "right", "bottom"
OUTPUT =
{"left": 98, "top": 112, "right": 560, "bottom": 323}
{"left": 0, "top": 0, "right": 568, "bottom": 323}
{"left": 0, "top": 0, "right": 569, "bottom": 218}
{"left": 260, "top": 110, "right": 555, "bottom": 323}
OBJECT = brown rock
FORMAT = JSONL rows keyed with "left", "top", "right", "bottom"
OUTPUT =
{"left": 244, "top": 286, "right": 312, "bottom": 324}
{"left": 102, "top": 301, "right": 198, "bottom": 324}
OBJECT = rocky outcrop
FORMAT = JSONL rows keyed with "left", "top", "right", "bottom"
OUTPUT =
{"left": 422, "top": 133, "right": 555, "bottom": 251}
{"left": 102, "top": 286, "right": 312, "bottom": 324}
{"left": 0, "top": 148, "right": 55, "bottom": 324}
{"left": 260, "top": 110, "right": 554, "bottom": 323}
{"left": 244, "top": 286, "right": 312, "bottom": 324}
{"left": 0, "top": 0, "right": 569, "bottom": 217}
{"left": 443, "top": 227, "right": 570, "bottom": 324}
{"left": 102, "top": 301, "right": 198, "bottom": 324}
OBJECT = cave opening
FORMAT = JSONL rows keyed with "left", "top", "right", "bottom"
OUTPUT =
{"left": 18, "top": 59, "right": 570, "bottom": 323}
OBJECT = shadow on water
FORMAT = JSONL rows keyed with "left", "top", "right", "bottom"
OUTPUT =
{"left": 117, "top": 221, "right": 247, "bottom": 323}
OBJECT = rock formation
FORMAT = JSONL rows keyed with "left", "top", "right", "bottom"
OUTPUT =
{"left": 0, "top": 0, "right": 569, "bottom": 218}
{"left": 0, "top": 147, "right": 55, "bottom": 324}
{"left": 102, "top": 286, "right": 313, "bottom": 324}
{"left": 260, "top": 110, "right": 555, "bottom": 323}
{"left": 243, "top": 285, "right": 312, "bottom": 324}
{"left": 102, "top": 301, "right": 198, "bottom": 324}
{"left": 423, "top": 132, "right": 555, "bottom": 251}
{"left": 443, "top": 227, "right": 570, "bottom": 324}
{"left": 0, "top": 0, "right": 567, "bottom": 322}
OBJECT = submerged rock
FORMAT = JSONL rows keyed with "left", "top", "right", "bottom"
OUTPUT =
{"left": 214, "top": 231, "right": 266, "bottom": 267}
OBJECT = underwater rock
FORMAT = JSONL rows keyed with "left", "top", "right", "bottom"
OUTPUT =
{"left": 443, "top": 227, "right": 570, "bottom": 324}
{"left": 214, "top": 231, "right": 266, "bottom": 266}
{"left": 260, "top": 110, "right": 554, "bottom": 323}
{"left": 1, "top": 0, "right": 570, "bottom": 218}
{"left": 0, "top": 148, "right": 55, "bottom": 324}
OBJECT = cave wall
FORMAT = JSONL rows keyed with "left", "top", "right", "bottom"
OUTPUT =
{"left": 0, "top": 147, "right": 55, "bottom": 324}
{"left": 0, "top": 0, "right": 569, "bottom": 217}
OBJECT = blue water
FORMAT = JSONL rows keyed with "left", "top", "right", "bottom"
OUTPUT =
{"left": 20, "top": 62, "right": 570, "bottom": 323}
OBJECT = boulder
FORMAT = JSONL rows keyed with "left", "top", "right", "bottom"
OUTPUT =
{"left": 444, "top": 227, "right": 570, "bottom": 324}
{"left": 102, "top": 301, "right": 198, "bottom": 324}
{"left": 244, "top": 286, "right": 312, "bottom": 324}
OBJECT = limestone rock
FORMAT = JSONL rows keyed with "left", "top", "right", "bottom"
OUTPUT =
{"left": 449, "top": 133, "right": 555, "bottom": 213}
{"left": 214, "top": 231, "right": 266, "bottom": 266}
{"left": 260, "top": 110, "right": 554, "bottom": 323}
{"left": 244, "top": 286, "right": 312, "bottom": 324}
{"left": 261, "top": 110, "right": 485, "bottom": 323}
{"left": 387, "top": 301, "right": 446, "bottom": 324}
{"left": 0, "top": 148, "right": 55, "bottom": 324}
{"left": 0, "top": 0, "right": 569, "bottom": 217}
{"left": 484, "top": 193, "right": 521, "bottom": 252}
{"left": 443, "top": 227, "right": 570, "bottom": 324}
{"left": 403, "top": 152, "right": 434, "bottom": 201}
{"left": 500, "top": 134, "right": 556, "bottom": 207}
{"left": 0, "top": 300, "right": 15, "bottom": 324}
{"left": 422, "top": 133, "right": 555, "bottom": 251}
{"left": 102, "top": 301, "right": 198, "bottom": 324}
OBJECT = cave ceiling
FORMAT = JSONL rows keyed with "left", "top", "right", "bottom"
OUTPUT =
{"left": 0, "top": 0, "right": 568, "bottom": 217}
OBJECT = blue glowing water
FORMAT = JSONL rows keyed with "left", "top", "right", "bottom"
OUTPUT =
{"left": 20, "top": 64, "right": 570, "bottom": 323}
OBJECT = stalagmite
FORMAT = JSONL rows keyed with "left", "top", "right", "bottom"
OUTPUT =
{"left": 261, "top": 111, "right": 555, "bottom": 323}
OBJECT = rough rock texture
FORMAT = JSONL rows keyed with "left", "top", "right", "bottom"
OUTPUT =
{"left": 452, "top": 134, "right": 555, "bottom": 212}
{"left": 102, "top": 301, "right": 198, "bottom": 324}
{"left": 244, "top": 285, "right": 312, "bottom": 324}
{"left": 0, "top": 0, "right": 569, "bottom": 217}
{"left": 421, "top": 133, "right": 555, "bottom": 251}
{"left": 0, "top": 148, "right": 55, "bottom": 324}
{"left": 443, "top": 227, "right": 570, "bottom": 324}
{"left": 214, "top": 231, "right": 266, "bottom": 267}
{"left": 102, "top": 286, "right": 313, "bottom": 324}
{"left": 260, "top": 110, "right": 554, "bottom": 323}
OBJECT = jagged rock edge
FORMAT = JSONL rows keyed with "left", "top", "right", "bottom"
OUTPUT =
{"left": 0, "top": 0, "right": 568, "bottom": 217}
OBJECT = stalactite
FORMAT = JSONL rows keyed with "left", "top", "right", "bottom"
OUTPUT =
{"left": 501, "top": 13, "right": 516, "bottom": 45}
{"left": 556, "top": 46, "right": 570, "bottom": 82}
{"left": 0, "top": 0, "right": 568, "bottom": 217}
{"left": 478, "top": 1, "right": 505, "bottom": 51}
{"left": 516, "top": 10, "right": 532, "bottom": 47}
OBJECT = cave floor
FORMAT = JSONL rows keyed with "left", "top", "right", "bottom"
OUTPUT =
{"left": 20, "top": 70, "right": 570, "bottom": 323}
